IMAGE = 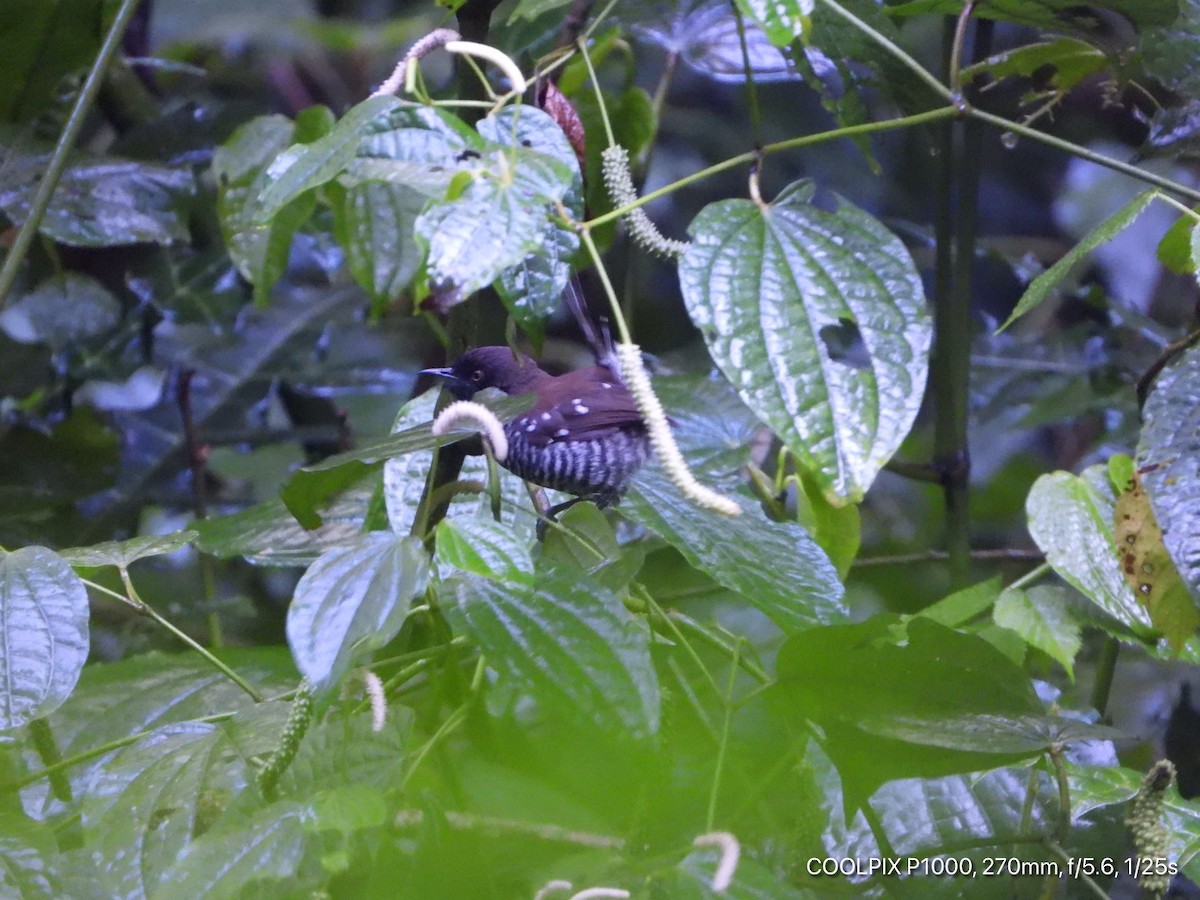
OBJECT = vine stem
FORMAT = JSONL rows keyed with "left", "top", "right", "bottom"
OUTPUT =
{"left": 969, "top": 108, "right": 1200, "bottom": 203}
{"left": 1090, "top": 637, "right": 1120, "bottom": 719}
{"left": 706, "top": 639, "right": 741, "bottom": 831}
{"left": 586, "top": 106, "right": 959, "bottom": 227}
{"left": 1006, "top": 561, "right": 1050, "bottom": 591}
{"left": 3, "top": 709, "right": 241, "bottom": 792}
{"left": 0, "top": 0, "right": 144, "bottom": 308}
{"left": 582, "top": 0, "right": 1200, "bottom": 233}
{"left": 85, "top": 572, "right": 263, "bottom": 702}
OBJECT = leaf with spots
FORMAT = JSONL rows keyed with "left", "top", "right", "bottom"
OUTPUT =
{"left": 1113, "top": 469, "right": 1199, "bottom": 651}
{"left": 678, "top": 179, "right": 931, "bottom": 503}
{"left": 1139, "top": 341, "right": 1200, "bottom": 617}
{"left": 1026, "top": 467, "right": 1155, "bottom": 639}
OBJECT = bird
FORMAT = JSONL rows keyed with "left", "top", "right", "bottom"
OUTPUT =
{"left": 421, "top": 346, "right": 650, "bottom": 511}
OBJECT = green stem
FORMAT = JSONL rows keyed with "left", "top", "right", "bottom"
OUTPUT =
{"left": 935, "top": 18, "right": 991, "bottom": 588}
{"left": 579, "top": 225, "right": 633, "bottom": 343}
{"left": 1049, "top": 744, "right": 1072, "bottom": 845}
{"left": 731, "top": 2, "right": 763, "bottom": 149}
{"left": 0, "top": 0, "right": 144, "bottom": 308}
{"left": 110, "top": 571, "right": 263, "bottom": 702}
{"left": 969, "top": 108, "right": 1200, "bottom": 204}
{"left": 586, "top": 106, "right": 959, "bottom": 227}
{"left": 1007, "top": 561, "right": 1050, "bottom": 592}
{"left": 27, "top": 718, "right": 72, "bottom": 802}
{"left": 1044, "top": 841, "right": 1111, "bottom": 900}
{"left": 706, "top": 640, "right": 741, "bottom": 831}
{"left": 583, "top": 5, "right": 1200, "bottom": 238}
{"left": 4, "top": 709, "right": 239, "bottom": 792}
{"left": 947, "top": 1, "right": 977, "bottom": 98}
{"left": 1090, "top": 637, "right": 1120, "bottom": 720}
{"left": 577, "top": 37, "right": 615, "bottom": 147}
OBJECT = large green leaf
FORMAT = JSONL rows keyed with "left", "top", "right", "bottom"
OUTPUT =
{"left": 1026, "top": 468, "right": 1155, "bottom": 637}
{"left": 81, "top": 713, "right": 284, "bottom": 899}
{"left": 0, "top": 547, "right": 89, "bottom": 730}
{"left": 999, "top": 190, "right": 1155, "bottom": 331}
{"left": 482, "top": 107, "right": 583, "bottom": 339}
{"left": 0, "top": 149, "right": 193, "bottom": 246}
{"left": 331, "top": 180, "right": 427, "bottom": 307}
{"left": 774, "top": 616, "right": 1050, "bottom": 804}
{"left": 679, "top": 179, "right": 930, "bottom": 503}
{"left": 1139, "top": 342, "right": 1200, "bottom": 607}
{"left": 436, "top": 518, "right": 533, "bottom": 583}
{"left": 22, "top": 650, "right": 294, "bottom": 819}
{"left": 0, "top": 0, "right": 102, "bottom": 123}
{"left": 59, "top": 530, "right": 196, "bottom": 569}
{"left": 0, "top": 809, "right": 62, "bottom": 898}
{"left": 151, "top": 801, "right": 307, "bottom": 899}
{"left": 415, "top": 145, "right": 574, "bottom": 305}
{"left": 1142, "top": 0, "right": 1200, "bottom": 96}
{"left": 286, "top": 533, "right": 429, "bottom": 694}
{"left": 624, "top": 467, "right": 846, "bottom": 632}
{"left": 441, "top": 567, "right": 660, "bottom": 739}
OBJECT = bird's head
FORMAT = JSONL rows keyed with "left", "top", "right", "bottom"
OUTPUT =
{"left": 421, "top": 346, "right": 547, "bottom": 399}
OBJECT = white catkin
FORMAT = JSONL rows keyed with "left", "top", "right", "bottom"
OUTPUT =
{"left": 444, "top": 41, "right": 528, "bottom": 94}
{"left": 693, "top": 831, "right": 741, "bottom": 892}
{"left": 616, "top": 343, "right": 742, "bottom": 516}
{"left": 371, "top": 28, "right": 461, "bottom": 97}
{"left": 432, "top": 400, "right": 509, "bottom": 462}
{"left": 363, "top": 670, "right": 386, "bottom": 733}
{"left": 532, "top": 882, "right": 574, "bottom": 900}
{"left": 601, "top": 145, "right": 690, "bottom": 258}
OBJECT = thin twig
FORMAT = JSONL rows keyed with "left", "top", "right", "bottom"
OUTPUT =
{"left": 853, "top": 548, "right": 1043, "bottom": 567}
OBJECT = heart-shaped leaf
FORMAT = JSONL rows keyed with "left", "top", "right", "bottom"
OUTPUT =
{"left": 0, "top": 547, "right": 89, "bottom": 730}
{"left": 679, "top": 179, "right": 930, "bottom": 503}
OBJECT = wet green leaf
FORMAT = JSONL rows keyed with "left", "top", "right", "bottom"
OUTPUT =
{"left": 286, "top": 533, "right": 429, "bottom": 693}
{"left": 680, "top": 179, "right": 931, "bottom": 503}
{"left": 0, "top": 547, "right": 89, "bottom": 730}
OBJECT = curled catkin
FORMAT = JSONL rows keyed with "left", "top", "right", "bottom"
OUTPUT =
{"left": 693, "top": 831, "right": 741, "bottom": 892}
{"left": 616, "top": 343, "right": 741, "bottom": 516}
{"left": 601, "top": 145, "right": 690, "bottom": 258}
{"left": 432, "top": 400, "right": 509, "bottom": 462}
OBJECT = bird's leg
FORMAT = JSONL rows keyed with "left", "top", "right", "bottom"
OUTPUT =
{"left": 535, "top": 496, "right": 589, "bottom": 541}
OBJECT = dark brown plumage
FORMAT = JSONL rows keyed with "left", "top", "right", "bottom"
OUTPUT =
{"left": 422, "top": 347, "right": 649, "bottom": 507}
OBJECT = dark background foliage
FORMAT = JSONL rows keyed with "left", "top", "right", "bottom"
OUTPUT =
{"left": 3, "top": 0, "right": 1200, "bottom": 896}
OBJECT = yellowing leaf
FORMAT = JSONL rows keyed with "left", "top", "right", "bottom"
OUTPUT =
{"left": 1114, "top": 471, "right": 1199, "bottom": 651}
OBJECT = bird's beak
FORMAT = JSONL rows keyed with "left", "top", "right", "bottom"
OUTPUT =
{"left": 420, "top": 366, "right": 472, "bottom": 399}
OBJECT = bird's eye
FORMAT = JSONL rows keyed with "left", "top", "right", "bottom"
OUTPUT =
{"left": 471, "top": 369, "right": 484, "bottom": 382}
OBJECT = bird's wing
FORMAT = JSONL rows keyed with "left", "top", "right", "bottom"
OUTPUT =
{"left": 513, "top": 368, "right": 645, "bottom": 447}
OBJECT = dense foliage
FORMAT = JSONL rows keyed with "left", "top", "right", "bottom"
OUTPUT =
{"left": 3, "top": 0, "right": 1200, "bottom": 896}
